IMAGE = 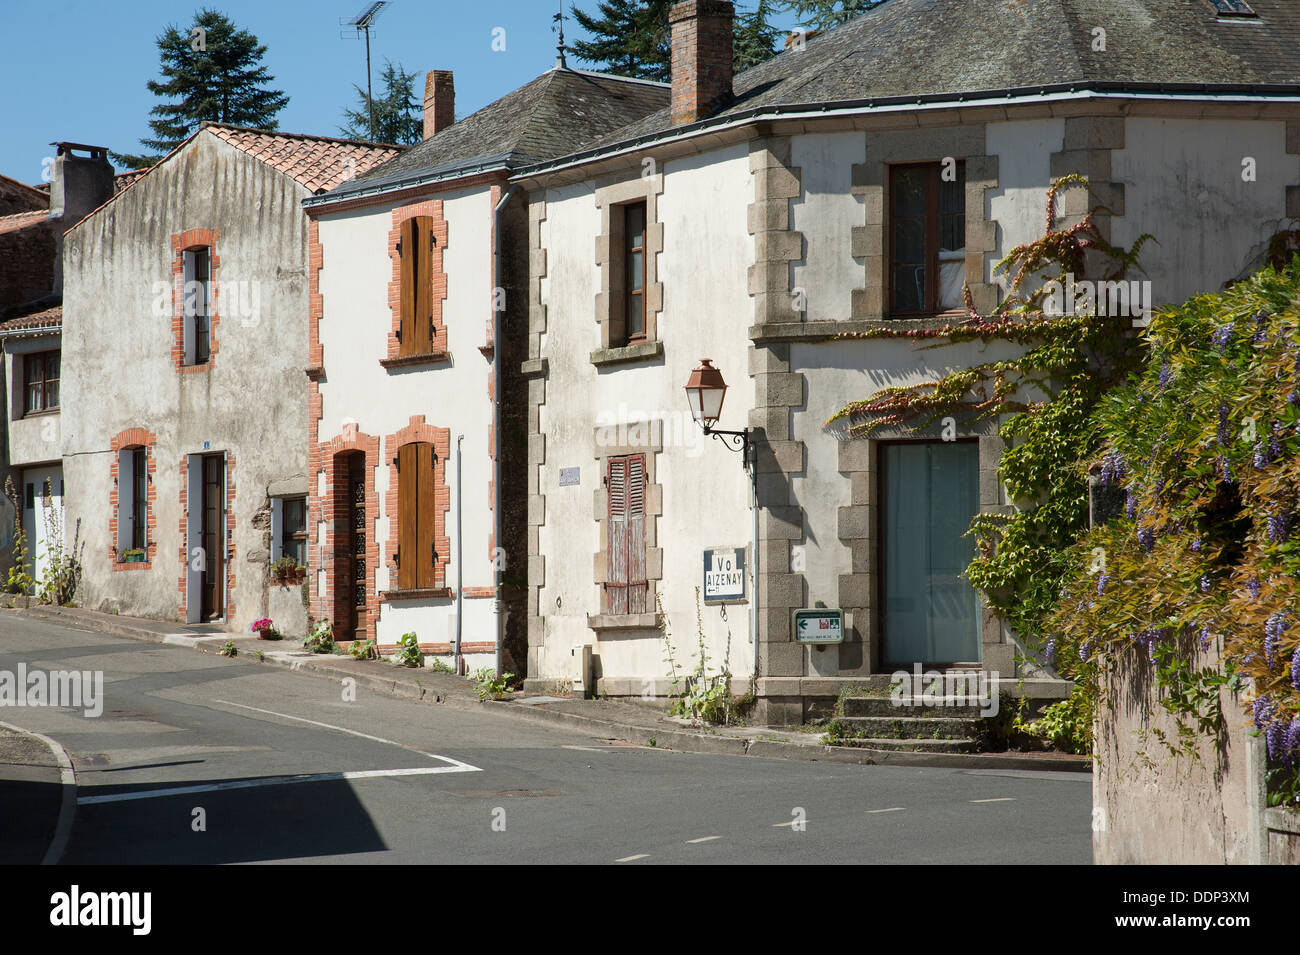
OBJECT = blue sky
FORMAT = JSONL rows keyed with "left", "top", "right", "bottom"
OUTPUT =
{"left": 0, "top": 1, "right": 799, "bottom": 184}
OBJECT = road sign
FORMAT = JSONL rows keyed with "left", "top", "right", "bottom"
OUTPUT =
{"left": 793, "top": 608, "right": 844, "bottom": 644}
{"left": 703, "top": 547, "right": 746, "bottom": 603}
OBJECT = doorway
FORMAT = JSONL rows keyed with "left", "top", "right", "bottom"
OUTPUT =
{"left": 186, "top": 452, "right": 226, "bottom": 623}
{"left": 335, "top": 451, "right": 367, "bottom": 639}
{"left": 22, "top": 466, "right": 63, "bottom": 585}
{"left": 879, "top": 440, "right": 981, "bottom": 666}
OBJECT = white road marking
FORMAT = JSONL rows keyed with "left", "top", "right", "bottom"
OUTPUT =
{"left": 211, "top": 699, "right": 478, "bottom": 771}
{"left": 615, "top": 853, "right": 649, "bottom": 862}
{"left": 686, "top": 835, "right": 720, "bottom": 844}
{"left": 772, "top": 820, "right": 797, "bottom": 827}
{"left": 78, "top": 765, "right": 476, "bottom": 805}
{"left": 865, "top": 807, "right": 906, "bottom": 814}
{"left": 970, "top": 797, "right": 1016, "bottom": 803}
{"left": 561, "top": 745, "right": 613, "bottom": 753}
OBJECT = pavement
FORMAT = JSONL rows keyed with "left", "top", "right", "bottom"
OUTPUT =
{"left": 0, "top": 610, "right": 1094, "bottom": 864}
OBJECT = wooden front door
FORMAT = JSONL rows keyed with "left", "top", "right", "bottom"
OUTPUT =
{"left": 200, "top": 454, "right": 225, "bottom": 621}
{"left": 346, "top": 453, "right": 367, "bottom": 637}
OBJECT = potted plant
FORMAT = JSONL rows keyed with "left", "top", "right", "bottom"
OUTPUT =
{"left": 250, "top": 617, "right": 282, "bottom": 640}
{"left": 271, "top": 556, "right": 304, "bottom": 584}
{"left": 119, "top": 548, "right": 147, "bottom": 563}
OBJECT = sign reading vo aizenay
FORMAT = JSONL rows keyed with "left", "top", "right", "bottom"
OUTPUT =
{"left": 793, "top": 608, "right": 844, "bottom": 644}
{"left": 702, "top": 547, "right": 746, "bottom": 603}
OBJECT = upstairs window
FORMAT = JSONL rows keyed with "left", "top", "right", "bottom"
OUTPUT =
{"left": 23, "top": 351, "right": 59, "bottom": 414}
{"left": 395, "top": 441, "right": 437, "bottom": 590}
{"left": 890, "top": 161, "right": 965, "bottom": 316}
{"left": 622, "top": 202, "right": 647, "bottom": 345}
{"left": 398, "top": 216, "right": 437, "bottom": 356}
{"left": 183, "top": 246, "right": 211, "bottom": 365}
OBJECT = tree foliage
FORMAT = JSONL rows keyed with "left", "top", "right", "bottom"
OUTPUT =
{"left": 339, "top": 60, "right": 423, "bottom": 145}
{"left": 776, "top": 0, "right": 888, "bottom": 29}
{"left": 113, "top": 7, "right": 288, "bottom": 169}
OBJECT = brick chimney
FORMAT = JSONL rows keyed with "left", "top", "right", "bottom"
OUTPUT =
{"left": 48, "top": 142, "right": 113, "bottom": 232}
{"left": 424, "top": 70, "right": 455, "bottom": 140}
{"left": 669, "top": 1, "right": 734, "bottom": 126}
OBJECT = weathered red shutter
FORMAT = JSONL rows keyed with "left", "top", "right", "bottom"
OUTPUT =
{"left": 626, "top": 455, "right": 647, "bottom": 613}
{"left": 606, "top": 457, "right": 627, "bottom": 614}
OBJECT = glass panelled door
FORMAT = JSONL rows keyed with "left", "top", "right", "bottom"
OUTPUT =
{"left": 880, "top": 440, "right": 981, "bottom": 665}
{"left": 200, "top": 454, "right": 225, "bottom": 621}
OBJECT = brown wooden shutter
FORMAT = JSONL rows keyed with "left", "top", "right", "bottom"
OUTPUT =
{"left": 398, "top": 443, "right": 418, "bottom": 589}
{"left": 414, "top": 217, "right": 434, "bottom": 354}
{"left": 399, "top": 218, "right": 418, "bottom": 357}
{"left": 415, "top": 442, "right": 435, "bottom": 588}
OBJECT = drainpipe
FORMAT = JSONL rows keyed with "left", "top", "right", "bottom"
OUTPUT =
{"left": 750, "top": 446, "right": 759, "bottom": 695}
{"left": 492, "top": 185, "right": 518, "bottom": 678}
{"left": 455, "top": 433, "right": 464, "bottom": 675}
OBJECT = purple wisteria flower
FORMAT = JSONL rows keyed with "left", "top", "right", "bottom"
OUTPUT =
{"left": 1267, "top": 509, "right": 1291, "bottom": 543}
{"left": 1292, "top": 645, "right": 1300, "bottom": 691}
{"left": 1199, "top": 625, "right": 1213, "bottom": 652}
{"left": 1269, "top": 421, "right": 1283, "bottom": 461}
{"left": 1126, "top": 490, "right": 1138, "bottom": 519}
{"left": 1285, "top": 718, "right": 1300, "bottom": 768}
{"left": 1159, "top": 360, "right": 1172, "bottom": 390}
{"left": 1097, "top": 573, "right": 1109, "bottom": 596}
{"left": 1192, "top": 536, "right": 1203, "bottom": 553}
{"left": 1045, "top": 638, "right": 1057, "bottom": 667}
{"left": 1254, "top": 445, "right": 1267, "bottom": 470}
{"left": 1217, "top": 403, "right": 1231, "bottom": 446}
{"left": 1267, "top": 719, "right": 1287, "bottom": 761}
{"left": 1253, "top": 311, "right": 1268, "bottom": 343}
{"left": 1213, "top": 323, "right": 1233, "bottom": 351}
{"left": 1265, "top": 612, "right": 1287, "bottom": 670}
{"left": 1098, "top": 450, "right": 1127, "bottom": 485}
{"left": 1079, "top": 641, "right": 1092, "bottom": 663}
{"left": 1219, "top": 456, "right": 1234, "bottom": 483}
{"left": 1137, "top": 526, "right": 1156, "bottom": 551}
{"left": 1201, "top": 574, "right": 1212, "bottom": 593}
{"left": 1248, "top": 576, "right": 1261, "bottom": 601}
{"left": 1253, "top": 695, "right": 1276, "bottom": 730}
{"left": 1289, "top": 391, "right": 1299, "bottom": 406}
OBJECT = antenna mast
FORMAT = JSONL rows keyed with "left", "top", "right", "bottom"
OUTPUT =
{"left": 341, "top": 1, "right": 389, "bottom": 141}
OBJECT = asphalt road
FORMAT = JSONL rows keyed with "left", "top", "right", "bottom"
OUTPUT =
{"left": 0, "top": 612, "right": 1093, "bottom": 864}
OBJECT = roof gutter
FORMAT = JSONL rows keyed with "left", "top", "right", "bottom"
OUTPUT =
{"left": 512, "top": 82, "right": 1300, "bottom": 181}
{"left": 303, "top": 157, "right": 513, "bottom": 210}
{"left": 0, "top": 323, "right": 62, "bottom": 342}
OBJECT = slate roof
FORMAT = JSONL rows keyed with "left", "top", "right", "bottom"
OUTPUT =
{"left": 204, "top": 124, "right": 405, "bottom": 194}
{"left": 315, "top": 67, "right": 669, "bottom": 203}
{"left": 550, "top": 0, "right": 1300, "bottom": 164}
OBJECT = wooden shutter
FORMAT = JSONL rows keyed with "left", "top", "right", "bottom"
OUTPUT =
{"left": 606, "top": 454, "right": 647, "bottom": 614}
{"left": 398, "top": 442, "right": 436, "bottom": 590}
{"left": 398, "top": 443, "right": 418, "bottom": 589}
{"left": 399, "top": 217, "right": 434, "bottom": 356}
{"left": 415, "top": 442, "right": 435, "bottom": 588}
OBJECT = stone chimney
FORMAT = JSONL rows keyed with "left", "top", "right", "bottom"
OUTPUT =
{"left": 669, "top": 1, "right": 734, "bottom": 126}
{"left": 424, "top": 70, "right": 455, "bottom": 140}
{"left": 48, "top": 142, "right": 113, "bottom": 232}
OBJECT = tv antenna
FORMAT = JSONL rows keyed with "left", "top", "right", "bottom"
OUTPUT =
{"left": 341, "top": 1, "right": 389, "bottom": 141}
{"left": 552, "top": 1, "right": 568, "bottom": 69}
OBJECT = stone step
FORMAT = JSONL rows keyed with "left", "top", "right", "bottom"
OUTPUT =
{"left": 829, "top": 715, "right": 983, "bottom": 740}
{"left": 827, "top": 736, "right": 979, "bottom": 754}
{"left": 842, "top": 695, "right": 987, "bottom": 719}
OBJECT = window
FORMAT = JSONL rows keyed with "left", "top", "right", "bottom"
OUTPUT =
{"left": 623, "top": 202, "right": 647, "bottom": 344}
{"left": 604, "top": 454, "right": 647, "bottom": 614}
{"left": 117, "top": 445, "right": 148, "bottom": 554}
{"left": 23, "top": 351, "right": 59, "bottom": 413}
{"left": 272, "top": 496, "right": 307, "bottom": 565}
{"left": 1204, "top": 0, "right": 1255, "bottom": 17}
{"left": 395, "top": 442, "right": 436, "bottom": 589}
{"left": 398, "top": 216, "right": 437, "bottom": 356}
{"left": 890, "top": 161, "right": 965, "bottom": 316}
{"left": 183, "top": 246, "right": 211, "bottom": 365}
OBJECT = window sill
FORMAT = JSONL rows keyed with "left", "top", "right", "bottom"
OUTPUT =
{"left": 587, "top": 612, "right": 662, "bottom": 632}
{"left": 380, "top": 587, "right": 454, "bottom": 602}
{"left": 180, "top": 361, "right": 213, "bottom": 374}
{"left": 21, "top": 408, "right": 59, "bottom": 419}
{"left": 749, "top": 314, "right": 972, "bottom": 342}
{"left": 590, "top": 340, "right": 663, "bottom": 368}
{"left": 380, "top": 352, "right": 451, "bottom": 370}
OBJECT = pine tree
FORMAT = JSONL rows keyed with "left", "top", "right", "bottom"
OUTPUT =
{"left": 734, "top": 0, "right": 781, "bottom": 72}
{"left": 112, "top": 8, "right": 289, "bottom": 169}
{"left": 570, "top": 0, "right": 673, "bottom": 82}
{"left": 339, "top": 60, "right": 423, "bottom": 145}
{"left": 776, "top": 0, "right": 889, "bottom": 30}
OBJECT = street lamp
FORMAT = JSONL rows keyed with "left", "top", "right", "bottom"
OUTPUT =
{"left": 684, "top": 358, "right": 751, "bottom": 467}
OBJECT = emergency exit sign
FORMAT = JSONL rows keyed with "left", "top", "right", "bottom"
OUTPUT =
{"left": 793, "top": 608, "right": 844, "bottom": 644}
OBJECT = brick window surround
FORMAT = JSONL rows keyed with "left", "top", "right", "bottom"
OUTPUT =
{"left": 171, "top": 227, "right": 222, "bottom": 373}
{"left": 109, "top": 428, "right": 157, "bottom": 571}
{"left": 588, "top": 421, "right": 663, "bottom": 630}
{"left": 384, "top": 201, "right": 449, "bottom": 368}
{"left": 382, "top": 415, "right": 451, "bottom": 597}
{"left": 592, "top": 174, "right": 664, "bottom": 366}
{"left": 312, "top": 423, "right": 380, "bottom": 641}
{"left": 177, "top": 452, "right": 237, "bottom": 621}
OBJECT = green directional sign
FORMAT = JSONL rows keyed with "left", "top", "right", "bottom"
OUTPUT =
{"left": 793, "top": 608, "right": 844, "bottom": 644}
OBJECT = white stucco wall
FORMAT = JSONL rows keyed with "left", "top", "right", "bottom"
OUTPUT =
{"left": 1113, "top": 117, "right": 1299, "bottom": 305}
{"left": 61, "top": 131, "right": 309, "bottom": 633}
{"left": 985, "top": 118, "right": 1066, "bottom": 295}
{"left": 791, "top": 132, "right": 866, "bottom": 321}
{"left": 4, "top": 332, "right": 62, "bottom": 467}
{"left": 536, "top": 144, "right": 756, "bottom": 687}
{"left": 315, "top": 184, "right": 499, "bottom": 650}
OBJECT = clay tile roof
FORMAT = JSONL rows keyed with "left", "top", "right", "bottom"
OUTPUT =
{"left": 0, "top": 304, "right": 61, "bottom": 335}
{"left": 0, "top": 209, "right": 50, "bottom": 235}
{"left": 114, "top": 169, "right": 148, "bottom": 193}
{"left": 204, "top": 124, "right": 407, "bottom": 194}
